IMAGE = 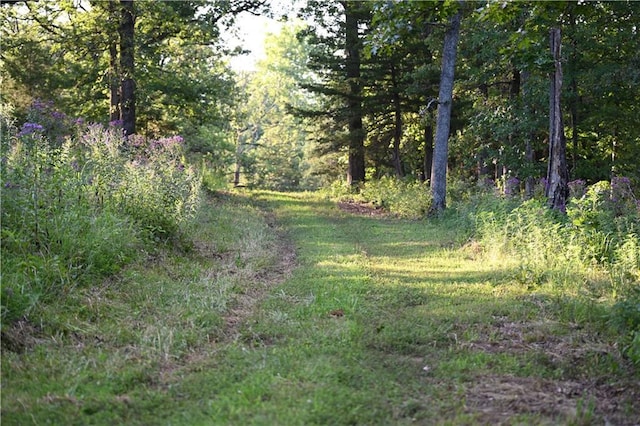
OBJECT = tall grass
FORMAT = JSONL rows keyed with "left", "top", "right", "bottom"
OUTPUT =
{"left": 1, "top": 104, "right": 201, "bottom": 327}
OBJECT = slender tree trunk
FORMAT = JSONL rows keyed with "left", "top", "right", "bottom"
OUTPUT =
{"left": 422, "top": 124, "right": 433, "bottom": 183}
{"left": 344, "top": 1, "right": 365, "bottom": 185}
{"left": 391, "top": 64, "right": 404, "bottom": 178}
{"left": 521, "top": 71, "right": 535, "bottom": 198}
{"left": 546, "top": 28, "right": 569, "bottom": 212}
{"left": 108, "top": 0, "right": 120, "bottom": 122}
{"left": 234, "top": 132, "right": 244, "bottom": 187}
{"left": 430, "top": 8, "right": 461, "bottom": 212}
{"left": 120, "top": 0, "right": 135, "bottom": 135}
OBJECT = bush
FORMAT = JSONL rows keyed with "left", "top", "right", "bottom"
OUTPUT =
{"left": 322, "top": 176, "right": 432, "bottom": 218}
{"left": 1, "top": 104, "right": 202, "bottom": 326}
{"left": 466, "top": 177, "right": 640, "bottom": 361}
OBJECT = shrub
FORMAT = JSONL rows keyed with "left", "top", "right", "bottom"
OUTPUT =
{"left": 1, "top": 105, "right": 202, "bottom": 326}
{"left": 322, "top": 176, "right": 432, "bottom": 218}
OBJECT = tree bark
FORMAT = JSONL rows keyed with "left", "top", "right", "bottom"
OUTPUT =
{"left": 422, "top": 123, "right": 433, "bottom": 183}
{"left": 108, "top": 0, "right": 120, "bottom": 122}
{"left": 430, "top": 8, "right": 461, "bottom": 212}
{"left": 344, "top": 0, "right": 365, "bottom": 186}
{"left": 119, "top": 0, "right": 135, "bottom": 135}
{"left": 391, "top": 64, "right": 404, "bottom": 178}
{"left": 546, "top": 28, "right": 569, "bottom": 212}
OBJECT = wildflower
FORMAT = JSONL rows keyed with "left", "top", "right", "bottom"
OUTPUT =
{"left": 18, "top": 122, "right": 45, "bottom": 136}
{"left": 51, "top": 111, "right": 67, "bottom": 121}
{"left": 504, "top": 177, "right": 520, "bottom": 196}
{"left": 109, "top": 119, "right": 124, "bottom": 128}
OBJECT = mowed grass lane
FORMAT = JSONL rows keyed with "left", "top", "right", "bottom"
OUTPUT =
{"left": 167, "top": 191, "right": 637, "bottom": 425}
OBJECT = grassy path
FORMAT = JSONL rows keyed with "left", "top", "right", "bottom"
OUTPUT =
{"left": 2, "top": 191, "right": 637, "bottom": 425}
{"left": 166, "top": 191, "right": 638, "bottom": 424}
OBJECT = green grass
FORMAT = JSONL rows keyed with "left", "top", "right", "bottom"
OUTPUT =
{"left": 2, "top": 191, "right": 638, "bottom": 425}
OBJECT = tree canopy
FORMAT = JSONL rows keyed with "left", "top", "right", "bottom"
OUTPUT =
{"left": 2, "top": 0, "right": 638, "bottom": 203}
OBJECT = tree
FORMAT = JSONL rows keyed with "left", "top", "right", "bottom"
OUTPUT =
{"left": 296, "top": 0, "right": 371, "bottom": 185}
{"left": 0, "top": 0, "right": 266, "bottom": 139}
{"left": 119, "top": 0, "right": 135, "bottom": 135}
{"left": 430, "top": 6, "right": 461, "bottom": 213}
{"left": 546, "top": 28, "right": 569, "bottom": 211}
{"left": 229, "top": 22, "right": 315, "bottom": 190}
{"left": 363, "top": 1, "right": 440, "bottom": 181}
{"left": 343, "top": 0, "right": 365, "bottom": 185}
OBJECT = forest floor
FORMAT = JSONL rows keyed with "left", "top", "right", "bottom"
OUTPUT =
{"left": 2, "top": 190, "right": 639, "bottom": 425}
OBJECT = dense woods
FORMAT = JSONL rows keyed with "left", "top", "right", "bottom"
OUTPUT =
{"left": 3, "top": 1, "right": 638, "bottom": 190}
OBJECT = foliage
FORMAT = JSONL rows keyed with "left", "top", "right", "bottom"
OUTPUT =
{"left": 322, "top": 176, "right": 432, "bottom": 218}
{"left": 359, "top": 177, "right": 432, "bottom": 218}
{"left": 465, "top": 179, "right": 640, "bottom": 362}
{"left": 231, "top": 22, "right": 316, "bottom": 190}
{"left": 0, "top": 0, "right": 249, "bottom": 140}
{"left": 0, "top": 104, "right": 201, "bottom": 326}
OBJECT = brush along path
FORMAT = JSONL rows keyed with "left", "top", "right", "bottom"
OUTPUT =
{"left": 2, "top": 191, "right": 637, "bottom": 425}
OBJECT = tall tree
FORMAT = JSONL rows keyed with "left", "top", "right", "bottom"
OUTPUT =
{"left": 119, "top": 0, "right": 135, "bottom": 135}
{"left": 430, "top": 7, "right": 461, "bottom": 212}
{"left": 343, "top": 0, "right": 365, "bottom": 185}
{"left": 296, "top": 0, "right": 371, "bottom": 185}
{"left": 546, "top": 28, "right": 569, "bottom": 211}
{"left": 0, "top": 0, "right": 266, "bottom": 138}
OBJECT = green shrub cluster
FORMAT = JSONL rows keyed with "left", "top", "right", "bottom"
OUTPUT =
{"left": 1, "top": 107, "right": 201, "bottom": 326}
{"left": 323, "top": 176, "right": 432, "bottom": 218}
{"left": 324, "top": 174, "right": 639, "bottom": 363}
{"left": 467, "top": 179, "right": 640, "bottom": 364}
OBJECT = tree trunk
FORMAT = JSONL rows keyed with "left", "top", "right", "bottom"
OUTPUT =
{"left": 233, "top": 132, "right": 244, "bottom": 187}
{"left": 119, "top": 0, "right": 135, "bottom": 135}
{"left": 391, "top": 64, "right": 404, "bottom": 178}
{"left": 430, "top": 8, "right": 461, "bottom": 212}
{"left": 108, "top": 0, "right": 120, "bottom": 122}
{"left": 344, "top": 1, "right": 365, "bottom": 186}
{"left": 546, "top": 28, "right": 569, "bottom": 212}
{"left": 521, "top": 71, "right": 535, "bottom": 198}
{"left": 422, "top": 124, "right": 433, "bottom": 183}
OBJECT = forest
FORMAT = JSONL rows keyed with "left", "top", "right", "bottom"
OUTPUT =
{"left": 1, "top": 0, "right": 639, "bottom": 424}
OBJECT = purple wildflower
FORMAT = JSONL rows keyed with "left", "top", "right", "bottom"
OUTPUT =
{"left": 504, "top": 177, "right": 520, "bottom": 196}
{"left": 18, "top": 122, "right": 45, "bottom": 136}
{"left": 51, "top": 111, "right": 67, "bottom": 121}
{"left": 109, "top": 119, "right": 124, "bottom": 128}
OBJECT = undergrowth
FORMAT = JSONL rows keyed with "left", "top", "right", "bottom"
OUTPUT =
{"left": 325, "top": 175, "right": 640, "bottom": 364}
{"left": 1, "top": 101, "right": 201, "bottom": 327}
